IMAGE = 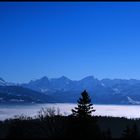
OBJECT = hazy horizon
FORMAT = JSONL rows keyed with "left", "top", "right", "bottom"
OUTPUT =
{"left": 1, "top": 2, "right": 140, "bottom": 83}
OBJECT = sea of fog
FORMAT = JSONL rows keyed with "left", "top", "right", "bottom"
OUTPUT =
{"left": 0, "top": 104, "right": 140, "bottom": 120}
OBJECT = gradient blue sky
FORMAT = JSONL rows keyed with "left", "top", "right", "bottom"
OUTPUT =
{"left": 1, "top": 2, "right": 140, "bottom": 83}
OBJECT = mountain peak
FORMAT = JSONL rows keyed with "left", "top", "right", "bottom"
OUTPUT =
{"left": 59, "top": 76, "right": 69, "bottom": 80}
{"left": 40, "top": 76, "right": 49, "bottom": 80}
{"left": 0, "top": 77, "right": 8, "bottom": 86}
{"left": 81, "top": 76, "right": 95, "bottom": 81}
{"left": 0, "top": 77, "right": 5, "bottom": 82}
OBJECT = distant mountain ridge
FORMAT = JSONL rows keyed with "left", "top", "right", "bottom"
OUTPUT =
{"left": 1, "top": 76, "right": 140, "bottom": 104}
{"left": 21, "top": 76, "right": 140, "bottom": 104}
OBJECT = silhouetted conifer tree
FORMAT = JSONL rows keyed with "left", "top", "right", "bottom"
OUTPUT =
{"left": 67, "top": 90, "right": 101, "bottom": 139}
{"left": 71, "top": 90, "right": 95, "bottom": 118}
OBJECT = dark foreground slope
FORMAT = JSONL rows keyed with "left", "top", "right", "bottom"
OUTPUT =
{"left": 0, "top": 115, "right": 139, "bottom": 139}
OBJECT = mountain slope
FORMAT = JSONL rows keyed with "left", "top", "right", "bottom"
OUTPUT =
{"left": 0, "top": 86, "right": 55, "bottom": 103}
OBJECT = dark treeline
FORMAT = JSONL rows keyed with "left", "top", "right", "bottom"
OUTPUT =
{"left": 0, "top": 115, "right": 140, "bottom": 139}
{"left": 0, "top": 90, "right": 140, "bottom": 139}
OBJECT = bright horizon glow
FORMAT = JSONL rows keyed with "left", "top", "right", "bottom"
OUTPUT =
{"left": 1, "top": 2, "right": 140, "bottom": 83}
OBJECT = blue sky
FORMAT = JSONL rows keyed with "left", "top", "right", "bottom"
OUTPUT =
{"left": 1, "top": 2, "right": 140, "bottom": 83}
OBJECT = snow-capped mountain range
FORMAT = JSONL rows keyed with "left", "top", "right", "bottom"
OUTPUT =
{"left": 1, "top": 76, "right": 140, "bottom": 104}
